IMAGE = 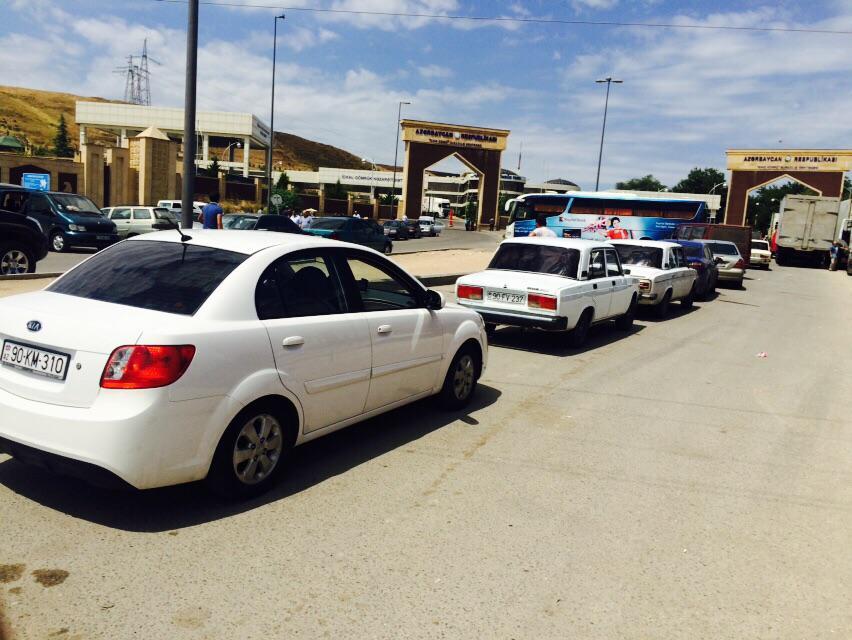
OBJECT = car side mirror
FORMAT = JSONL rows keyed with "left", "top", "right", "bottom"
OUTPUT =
{"left": 358, "top": 278, "right": 369, "bottom": 292}
{"left": 622, "top": 267, "right": 631, "bottom": 275}
{"left": 424, "top": 289, "right": 444, "bottom": 311}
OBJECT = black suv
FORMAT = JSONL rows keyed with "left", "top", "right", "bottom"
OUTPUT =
{"left": 0, "top": 184, "right": 118, "bottom": 252}
{"left": 0, "top": 208, "right": 49, "bottom": 275}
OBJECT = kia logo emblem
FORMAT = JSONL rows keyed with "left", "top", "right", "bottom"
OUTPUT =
{"left": 26, "top": 320, "right": 42, "bottom": 332}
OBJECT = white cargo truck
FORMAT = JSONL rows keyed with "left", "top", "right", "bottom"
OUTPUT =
{"left": 774, "top": 195, "right": 841, "bottom": 266}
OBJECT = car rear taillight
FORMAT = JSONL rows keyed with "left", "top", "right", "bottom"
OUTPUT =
{"left": 457, "top": 284, "right": 483, "bottom": 300}
{"left": 639, "top": 279, "right": 651, "bottom": 291}
{"left": 101, "top": 345, "right": 196, "bottom": 389}
{"left": 329, "top": 233, "right": 339, "bottom": 240}
{"left": 528, "top": 293, "right": 557, "bottom": 311}
{"left": 734, "top": 259, "right": 745, "bottom": 269}
{"left": 688, "top": 261, "right": 704, "bottom": 270}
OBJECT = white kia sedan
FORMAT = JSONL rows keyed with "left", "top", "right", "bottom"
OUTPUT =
{"left": 610, "top": 240, "right": 698, "bottom": 317}
{"left": 0, "top": 232, "right": 487, "bottom": 497}
{"left": 455, "top": 238, "right": 639, "bottom": 348}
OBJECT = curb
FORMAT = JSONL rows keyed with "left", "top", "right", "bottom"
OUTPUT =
{"left": 0, "top": 272, "right": 62, "bottom": 281}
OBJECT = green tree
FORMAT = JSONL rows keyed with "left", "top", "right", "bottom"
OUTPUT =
{"left": 204, "top": 156, "right": 221, "bottom": 178}
{"left": 325, "top": 179, "right": 348, "bottom": 200}
{"left": 51, "top": 114, "right": 73, "bottom": 158}
{"left": 614, "top": 175, "right": 667, "bottom": 192}
{"left": 270, "top": 188, "right": 300, "bottom": 212}
{"left": 671, "top": 167, "right": 726, "bottom": 194}
{"left": 275, "top": 171, "right": 290, "bottom": 191}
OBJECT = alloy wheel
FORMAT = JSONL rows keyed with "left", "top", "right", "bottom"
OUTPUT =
{"left": 232, "top": 413, "right": 284, "bottom": 485}
{"left": 0, "top": 249, "right": 29, "bottom": 275}
{"left": 51, "top": 233, "right": 65, "bottom": 252}
{"left": 453, "top": 354, "right": 475, "bottom": 400}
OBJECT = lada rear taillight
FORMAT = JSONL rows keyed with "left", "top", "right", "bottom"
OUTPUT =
{"left": 101, "top": 345, "right": 196, "bottom": 389}
{"left": 734, "top": 258, "right": 745, "bottom": 269}
{"left": 457, "top": 284, "right": 483, "bottom": 300}
{"left": 528, "top": 293, "right": 557, "bottom": 311}
{"left": 638, "top": 279, "right": 651, "bottom": 291}
{"left": 688, "top": 261, "right": 704, "bottom": 270}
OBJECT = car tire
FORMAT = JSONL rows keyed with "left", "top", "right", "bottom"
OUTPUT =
{"left": 383, "top": 243, "right": 393, "bottom": 255}
{"left": 484, "top": 322, "right": 497, "bottom": 337}
{"left": 567, "top": 308, "right": 593, "bottom": 348}
{"left": 615, "top": 295, "right": 637, "bottom": 331}
{"left": 681, "top": 284, "right": 696, "bottom": 308}
{"left": 206, "top": 401, "right": 295, "bottom": 499}
{"left": 50, "top": 231, "right": 67, "bottom": 253}
{"left": 655, "top": 290, "right": 672, "bottom": 318}
{"left": 438, "top": 345, "right": 480, "bottom": 410}
{"left": 0, "top": 243, "right": 36, "bottom": 275}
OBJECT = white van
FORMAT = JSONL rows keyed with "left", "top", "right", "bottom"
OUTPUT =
{"left": 157, "top": 200, "right": 206, "bottom": 218}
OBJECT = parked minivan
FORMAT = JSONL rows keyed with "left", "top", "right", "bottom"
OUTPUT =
{"left": 101, "top": 206, "right": 179, "bottom": 238}
{"left": 157, "top": 199, "right": 206, "bottom": 218}
{"left": 0, "top": 184, "right": 118, "bottom": 252}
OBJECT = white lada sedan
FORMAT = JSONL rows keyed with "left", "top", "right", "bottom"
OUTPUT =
{"left": 609, "top": 240, "right": 698, "bottom": 317}
{"left": 0, "top": 231, "right": 487, "bottom": 497}
{"left": 455, "top": 238, "right": 639, "bottom": 347}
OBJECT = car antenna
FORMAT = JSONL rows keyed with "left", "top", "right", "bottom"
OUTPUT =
{"left": 165, "top": 216, "right": 192, "bottom": 242}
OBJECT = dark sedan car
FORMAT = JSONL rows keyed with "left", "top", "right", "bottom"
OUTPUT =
{"left": 222, "top": 213, "right": 302, "bottom": 234}
{"left": 0, "top": 208, "right": 49, "bottom": 275}
{"left": 674, "top": 239, "right": 718, "bottom": 299}
{"left": 303, "top": 216, "right": 392, "bottom": 254}
{"left": 404, "top": 219, "right": 422, "bottom": 239}
{"left": 382, "top": 219, "right": 411, "bottom": 240}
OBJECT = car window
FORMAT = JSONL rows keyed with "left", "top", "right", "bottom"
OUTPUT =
{"left": 681, "top": 244, "right": 702, "bottom": 259}
{"left": 153, "top": 208, "right": 174, "bottom": 220}
{"left": 48, "top": 241, "right": 246, "bottom": 315}
{"left": 255, "top": 252, "right": 348, "bottom": 319}
{"left": 588, "top": 249, "right": 606, "bottom": 279}
{"left": 309, "top": 218, "right": 347, "bottom": 230}
{"left": 751, "top": 241, "right": 769, "bottom": 250}
{"left": 614, "top": 244, "right": 663, "bottom": 268}
{"left": 344, "top": 255, "right": 420, "bottom": 311}
{"left": 0, "top": 191, "right": 27, "bottom": 212}
{"left": 132, "top": 208, "right": 152, "bottom": 220}
{"left": 671, "top": 247, "right": 685, "bottom": 268}
{"left": 111, "top": 208, "right": 131, "bottom": 220}
{"left": 704, "top": 246, "right": 713, "bottom": 261}
{"left": 604, "top": 249, "right": 622, "bottom": 276}
{"left": 488, "top": 243, "right": 580, "bottom": 278}
{"left": 709, "top": 242, "right": 739, "bottom": 256}
{"left": 26, "top": 194, "right": 52, "bottom": 215}
{"left": 52, "top": 194, "right": 101, "bottom": 216}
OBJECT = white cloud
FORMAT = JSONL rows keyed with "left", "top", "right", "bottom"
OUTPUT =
{"left": 418, "top": 64, "right": 453, "bottom": 79}
{"left": 572, "top": 0, "right": 619, "bottom": 11}
{"left": 281, "top": 27, "right": 340, "bottom": 52}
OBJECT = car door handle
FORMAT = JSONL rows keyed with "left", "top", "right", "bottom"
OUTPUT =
{"left": 592, "top": 283, "right": 598, "bottom": 289}
{"left": 377, "top": 325, "right": 392, "bottom": 335}
{"left": 282, "top": 336, "right": 305, "bottom": 347}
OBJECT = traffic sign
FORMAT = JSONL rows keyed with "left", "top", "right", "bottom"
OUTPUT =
{"left": 22, "top": 173, "right": 50, "bottom": 191}
{"left": 271, "top": 193, "right": 283, "bottom": 206}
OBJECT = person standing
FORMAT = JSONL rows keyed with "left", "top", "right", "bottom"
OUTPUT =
{"left": 302, "top": 211, "right": 314, "bottom": 229}
{"left": 829, "top": 241, "right": 840, "bottom": 271}
{"left": 201, "top": 192, "right": 224, "bottom": 230}
{"left": 292, "top": 210, "right": 304, "bottom": 227}
{"left": 528, "top": 214, "right": 557, "bottom": 238}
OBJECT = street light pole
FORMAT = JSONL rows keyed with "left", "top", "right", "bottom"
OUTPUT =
{"left": 391, "top": 100, "right": 410, "bottom": 219}
{"left": 709, "top": 181, "right": 727, "bottom": 223}
{"left": 181, "top": 0, "right": 199, "bottom": 230}
{"left": 266, "top": 13, "right": 285, "bottom": 213}
{"left": 594, "top": 77, "right": 622, "bottom": 192}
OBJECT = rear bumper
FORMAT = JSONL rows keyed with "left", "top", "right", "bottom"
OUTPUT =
{"left": 717, "top": 268, "right": 744, "bottom": 281}
{"left": 638, "top": 292, "right": 659, "bottom": 304}
{"left": 471, "top": 308, "right": 568, "bottom": 331}
{"left": 65, "top": 231, "right": 119, "bottom": 247}
{"left": 749, "top": 256, "right": 770, "bottom": 266}
{"left": 0, "top": 386, "right": 227, "bottom": 489}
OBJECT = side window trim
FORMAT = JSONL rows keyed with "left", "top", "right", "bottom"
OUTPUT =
{"left": 334, "top": 248, "right": 427, "bottom": 313}
{"left": 588, "top": 249, "right": 606, "bottom": 280}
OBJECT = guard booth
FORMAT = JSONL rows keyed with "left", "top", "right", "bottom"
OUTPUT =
{"left": 399, "top": 120, "right": 509, "bottom": 228}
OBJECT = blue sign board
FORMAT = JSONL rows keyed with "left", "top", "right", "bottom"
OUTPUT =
{"left": 22, "top": 173, "right": 50, "bottom": 191}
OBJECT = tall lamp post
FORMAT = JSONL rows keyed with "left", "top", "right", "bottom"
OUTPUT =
{"left": 181, "top": 0, "right": 199, "bottom": 230}
{"left": 594, "top": 77, "right": 622, "bottom": 192}
{"left": 391, "top": 100, "right": 411, "bottom": 218}
{"left": 266, "top": 13, "right": 286, "bottom": 213}
{"left": 709, "top": 181, "right": 727, "bottom": 223}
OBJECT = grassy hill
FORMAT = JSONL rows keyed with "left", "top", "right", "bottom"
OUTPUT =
{"left": 0, "top": 85, "right": 370, "bottom": 171}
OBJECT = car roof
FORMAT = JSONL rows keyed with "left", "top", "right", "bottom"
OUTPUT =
{"left": 674, "top": 239, "right": 704, "bottom": 247}
{"left": 694, "top": 239, "right": 737, "bottom": 246}
{"left": 127, "top": 229, "right": 349, "bottom": 255}
{"left": 503, "top": 237, "right": 613, "bottom": 250}
{"left": 609, "top": 239, "right": 680, "bottom": 249}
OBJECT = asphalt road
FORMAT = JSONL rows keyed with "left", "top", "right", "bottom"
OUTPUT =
{"left": 35, "top": 226, "right": 502, "bottom": 274}
{"left": 1, "top": 264, "right": 850, "bottom": 639}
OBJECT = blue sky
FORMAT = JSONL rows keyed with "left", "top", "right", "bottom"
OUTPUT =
{"left": 3, "top": 0, "right": 852, "bottom": 188}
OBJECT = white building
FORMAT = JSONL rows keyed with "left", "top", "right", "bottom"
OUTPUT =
{"left": 75, "top": 101, "right": 270, "bottom": 178}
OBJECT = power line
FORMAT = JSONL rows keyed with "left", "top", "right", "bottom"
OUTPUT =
{"left": 147, "top": 0, "right": 852, "bottom": 35}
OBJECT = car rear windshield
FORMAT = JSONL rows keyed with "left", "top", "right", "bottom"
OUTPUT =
{"left": 681, "top": 244, "right": 703, "bottom": 259}
{"left": 709, "top": 242, "right": 739, "bottom": 256}
{"left": 224, "top": 215, "right": 258, "bottom": 230}
{"left": 154, "top": 208, "right": 175, "bottom": 220}
{"left": 614, "top": 244, "right": 663, "bottom": 268}
{"left": 51, "top": 194, "right": 102, "bottom": 216}
{"left": 488, "top": 243, "right": 580, "bottom": 278}
{"left": 48, "top": 241, "right": 247, "bottom": 315}
{"left": 309, "top": 218, "right": 347, "bottom": 230}
{"left": 751, "top": 241, "right": 769, "bottom": 250}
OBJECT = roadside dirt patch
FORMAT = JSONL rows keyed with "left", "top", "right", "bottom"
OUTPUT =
{"left": 32, "top": 570, "right": 69, "bottom": 588}
{"left": 0, "top": 279, "right": 52, "bottom": 298}
{"left": 0, "top": 598, "right": 11, "bottom": 640}
{"left": 390, "top": 249, "right": 492, "bottom": 278}
{"left": 0, "top": 566, "right": 24, "bottom": 585}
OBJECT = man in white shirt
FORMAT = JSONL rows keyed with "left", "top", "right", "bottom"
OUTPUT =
{"left": 301, "top": 212, "right": 314, "bottom": 229}
{"left": 528, "top": 214, "right": 557, "bottom": 238}
{"left": 291, "top": 211, "right": 304, "bottom": 227}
